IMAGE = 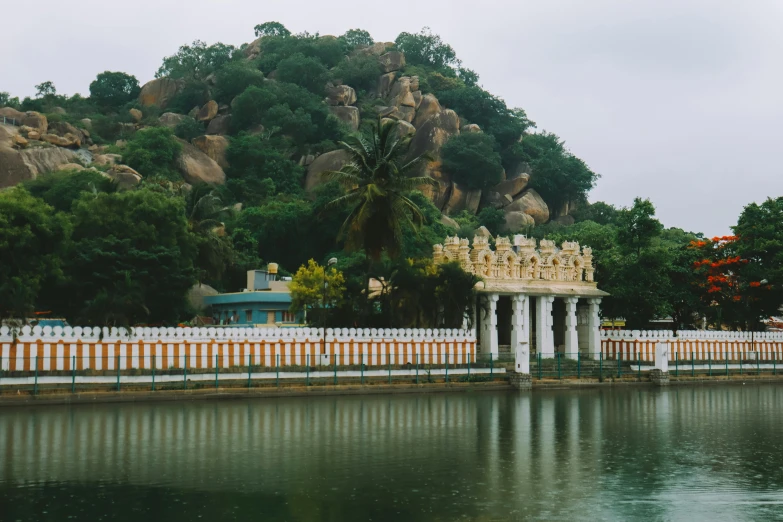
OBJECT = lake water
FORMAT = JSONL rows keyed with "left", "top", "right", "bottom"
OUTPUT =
{"left": 1, "top": 386, "right": 783, "bottom": 521}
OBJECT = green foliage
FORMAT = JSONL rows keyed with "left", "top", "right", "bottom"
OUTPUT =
{"left": 123, "top": 127, "right": 182, "bottom": 180}
{"left": 56, "top": 189, "right": 198, "bottom": 325}
{"left": 0, "top": 188, "right": 71, "bottom": 319}
{"left": 214, "top": 63, "right": 266, "bottom": 103}
{"left": 571, "top": 201, "right": 621, "bottom": 226}
{"left": 276, "top": 53, "right": 329, "bottom": 93}
{"left": 230, "top": 83, "right": 342, "bottom": 145}
{"left": 616, "top": 198, "right": 664, "bottom": 254}
{"left": 35, "top": 81, "right": 57, "bottom": 98}
{"left": 437, "top": 87, "right": 532, "bottom": 151}
{"left": 23, "top": 170, "right": 116, "bottom": 212}
{"left": 166, "top": 81, "right": 210, "bottom": 114}
{"left": 254, "top": 22, "right": 291, "bottom": 38}
{"left": 331, "top": 54, "right": 383, "bottom": 92}
{"left": 156, "top": 40, "right": 236, "bottom": 81}
{"left": 0, "top": 92, "right": 21, "bottom": 108}
{"left": 173, "top": 117, "right": 205, "bottom": 141}
{"left": 289, "top": 259, "right": 346, "bottom": 318}
{"left": 89, "top": 71, "right": 141, "bottom": 108}
{"left": 457, "top": 67, "right": 480, "bottom": 87}
{"left": 515, "top": 132, "right": 598, "bottom": 213}
{"left": 340, "top": 29, "right": 374, "bottom": 49}
{"left": 226, "top": 133, "right": 305, "bottom": 199}
{"left": 441, "top": 132, "right": 503, "bottom": 191}
{"left": 395, "top": 28, "right": 460, "bottom": 70}
{"left": 477, "top": 207, "right": 505, "bottom": 236}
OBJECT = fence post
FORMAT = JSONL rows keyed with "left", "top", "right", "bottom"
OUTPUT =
{"left": 577, "top": 351, "right": 581, "bottom": 379}
{"left": 71, "top": 355, "right": 76, "bottom": 394}
{"left": 387, "top": 357, "right": 391, "bottom": 385}
{"left": 775, "top": 350, "right": 777, "bottom": 376}
{"left": 726, "top": 351, "right": 729, "bottom": 377}
{"left": 0, "top": 355, "right": 3, "bottom": 391}
{"left": 215, "top": 354, "right": 219, "bottom": 390}
{"left": 757, "top": 352, "right": 761, "bottom": 376}
{"left": 445, "top": 353, "right": 449, "bottom": 383}
{"left": 152, "top": 354, "right": 156, "bottom": 392}
{"left": 34, "top": 357, "right": 39, "bottom": 396}
{"left": 557, "top": 354, "right": 561, "bottom": 380}
{"left": 490, "top": 354, "right": 494, "bottom": 379}
{"left": 248, "top": 354, "right": 252, "bottom": 389}
{"left": 675, "top": 352, "right": 679, "bottom": 377}
{"left": 415, "top": 353, "right": 418, "bottom": 385}
{"left": 276, "top": 354, "right": 280, "bottom": 387}
{"left": 617, "top": 352, "right": 622, "bottom": 378}
{"left": 467, "top": 352, "right": 471, "bottom": 379}
{"left": 691, "top": 352, "right": 695, "bottom": 377}
{"left": 306, "top": 356, "right": 310, "bottom": 387}
{"left": 708, "top": 351, "right": 711, "bottom": 377}
{"left": 117, "top": 355, "right": 121, "bottom": 391}
{"left": 361, "top": 353, "right": 365, "bottom": 385}
{"left": 740, "top": 354, "right": 743, "bottom": 375}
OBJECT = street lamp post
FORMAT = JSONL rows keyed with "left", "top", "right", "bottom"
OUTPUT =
{"left": 321, "top": 258, "right": 338, "bottom": 366}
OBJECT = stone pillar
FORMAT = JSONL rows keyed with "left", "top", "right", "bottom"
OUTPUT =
{"left": 587, "top": 298, "right": 602, "bottom": 360}
{"left": 536, "top": 296, "right": 555, "bottom": 358}
{"left": 564, "top": 297, "right": 579, "bottom": 360}
{"left": 481, "top": 294, "right": 499, "bottom": 361}
{"left": 510, "top": 294, "right": 529, "bottom": 357}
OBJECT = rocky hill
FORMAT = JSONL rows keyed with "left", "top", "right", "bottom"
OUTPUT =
{"left": 0, "top": 25, "right": 596, "bottom": 236}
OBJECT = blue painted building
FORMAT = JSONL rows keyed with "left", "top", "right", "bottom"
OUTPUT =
{"left": 204, "top": 269, "right": 304, "bottom": 327}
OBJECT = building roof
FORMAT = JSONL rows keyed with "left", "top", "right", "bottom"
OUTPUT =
{"left": 204, "top": 281, "right": 292, "bottom": 306}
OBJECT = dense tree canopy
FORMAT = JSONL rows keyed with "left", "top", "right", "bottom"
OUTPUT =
{"left": 89, "top": 71, "right": 141, "bottom": 108}
{"left": 440, "top": 132, "right": 504, "bottom": 191}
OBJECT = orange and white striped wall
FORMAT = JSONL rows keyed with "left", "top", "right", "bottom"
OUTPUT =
{"left": 0, "top": 326, "right": 476, "bottom": 372}
{"left": 600, "top": 330, "right": 783, "bottom": 362}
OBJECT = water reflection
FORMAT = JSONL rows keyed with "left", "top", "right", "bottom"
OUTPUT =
{"left": 2, "top": 386, "right": 783, "bottom": 521}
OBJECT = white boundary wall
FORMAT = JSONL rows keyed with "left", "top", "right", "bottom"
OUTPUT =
{"left": 601, "top": 330, "right": 783, "bottom": 362}
{"left": 0, "top": 326, "right": 476, "bottom": 372}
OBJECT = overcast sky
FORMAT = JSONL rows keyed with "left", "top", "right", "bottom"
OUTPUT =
{"left": 3, "top": 0, "right": 781, "bottom": 236}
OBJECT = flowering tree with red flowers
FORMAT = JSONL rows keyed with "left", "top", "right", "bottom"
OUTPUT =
{"left": 691, "top": 235, "right": 776, "bottom": 330}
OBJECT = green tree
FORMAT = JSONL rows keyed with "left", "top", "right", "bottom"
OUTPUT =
{"left": 166, "top": 81, "right": 210, "bottom": 114}
{"left": 156, "top": 40, "right": 236, "bottom": 81}
{"left": 123, "top": 127, "right": 182, "bottom": 180}
{"left": 617, "top": 198, "right": 664, "bottom": 255}
{"left": 185, "top": 184, "right": 234, "bottom": 283}
{"left": 58, "top": 189, "right": 198, "bottom": 325}
{"left": 340, "top": 29, "right": 374, "bottom": 49}
{"left": 35, "top": 81, "right": 57, "bottom": 98}
{"left": 214, "top": 62, "right": 266, "bottom": 103}
{"left": 226, "top": 133, "right": 305, "bottom": 197}
{"left": 276, "top": 53, "right": 329, "bottom": 94}
{"left": 571, "top": 201, "right": 621, "bottom": 226}
{"left": 0, "top": 188, "right": 71, "bottom": 319}
{"left": 477, "top": 207, "right": 505, "bottom": 236}
{"left": 441, "top": 132, "right": 504, "bottom": 191}
{"left": 254, "top": 22, "right": 291, "bottom": 38}
{"left": 395, "top": 28, "right": 460, "bottom": 70}
{"left": 325, "top": 118, "right": 436, "bottom": 260}
{"left": 331, "top": 54, "right": 383, "bottom": 92}
{"left": 516, "top": 132, "right": 598, "bottom": 214}
{"left": 289, "top": 259, "right": 346, "bottom": 324}
{"left": 89, "top": 71, "right": 141, "bottom": 108}
{"left": 23, "top": 169, "right": 116, "bottom": 212}
{"left": 0, "top": 92, "right": 20, "bottom": 108}
{"left": 173, "top": 117, "right": 204, "bottom": 141}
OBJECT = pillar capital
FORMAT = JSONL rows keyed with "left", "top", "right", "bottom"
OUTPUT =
{"left": 564, "top": 296, "right": 580, "bottom": 306}
{"left": 588, "top": 298, "right": 602, "bottom": 306}
{"left": 487, "top": 294, "right": 500, "bottom": 303}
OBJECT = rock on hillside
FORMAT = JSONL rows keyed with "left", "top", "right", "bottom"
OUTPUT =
{"left": 176, "top": 139, "right": 226, "bottom": 185}
{"left": 305, "top": 150, "right": 351, "bottom": 191}
{"left": 0, "top": 124, "right": 76, "bottom": 188}
{"left": 139, "top": 77, "right": 183, "bottom": 109}
{"left": 192, "top": 135, "right": 229, "bottom": 168}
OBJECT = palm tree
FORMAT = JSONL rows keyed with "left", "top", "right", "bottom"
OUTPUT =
{"left": 326, "top": 117, "right": 436, "bottom": 260}
{"left": 184, "top": 184, "right": 234, "bottom": 283}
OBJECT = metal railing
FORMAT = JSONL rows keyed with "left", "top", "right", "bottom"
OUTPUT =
{"left": 1, "top": 116, "right": 19, "bottom": 126}
{"left": 0, "top": 354, "right": 503, "bottom": 396}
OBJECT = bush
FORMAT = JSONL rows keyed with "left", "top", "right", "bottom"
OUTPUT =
{"left": 441, "top": 133, "right": 503, "bottom": 191}
{"left": 167, "top": 81, "right": 210, "bottom": 115}
{"left": 226, "top": 133, "right": 305, "bottom": 198}
{"left": 123, "top": 127, "right": 182, "bottom": 180}
{"left": 214, "top": 63, "right": 266, "bottom": 103}
{"left": 340, "top": 29, "right": 374, "bottom": 49}
{"left": 477, "top": 208, "right": 505, "bottom": 236}
{"left": 89, "top": 71, "right": 141, "bottom": 109}
{"left": 276, "top": 53, "right": 329, "bottom": 94}
{"left": 23, "top": 170, "right": 116, "bottom": 212}
{"left": 395, "top": 28, "right": 460, "bottom": 70}
{"left": 332, "top": 54, "right": 383, "bottom": 92}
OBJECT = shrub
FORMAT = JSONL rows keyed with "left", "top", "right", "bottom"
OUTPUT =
{"left": 123, "top": 127, "right": 182, "bottom": 180}
{"left": 276, "top": 53, "right": 329, "bottom": 94}
{"left": 214, "top": 63, "right": 266, "bottom": 103}
{"left": 332, "top": 54, "right": 383, "bottom": 92}
{"left": 89, "top": 71, "right": 141, "bottom": 109}
{"left": 174, "top": 118, "right": 205, "bottom": 141}
{"left": 441, "top": 133, "right": 503, "bottom": 191}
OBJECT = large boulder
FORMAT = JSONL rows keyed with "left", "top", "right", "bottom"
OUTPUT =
{"left": 382, "top": 118, "right": 416, "bottom": 139}
{"left": 379, "top": 52, "right": 405, "bottom": 73}
{"left": 461, "top": 124, "right": 481, "bottom": 133}
{"left": 412, "top": 94, "right": 442, "bottom": 128}
{"left": 493, "top": 174, "right": 530, "bottom": 200}
{"left": 440, "top": 214, "right": 459, "bottom": 229}
{"left": 138, "top": 77, "right": 182, "bottom": 109}
{"left": 388, "top": 77, "right": 415, "bottom": 108}
{"left": 103, "top": 165, "right": 142, "bottom": 190}
{"left": 21, "top": 112, "right": 48, "bottom": 133}
{"left": 12, "top": 135, "right": 28, "bottom": 149}
{"left": 355, "top": 41, "right": 394, "bottom": 56}
{"left": 206, "top": 114, "right": 231, "bottom": 135}
{"left": 0, "top": 125, "right": 77, "bottom": 187}
{"left": 41, "top": 133, "right": 80, "bottom": 148}
{"left": 129, "top": 108, "right": 143, "bottom": 122}
{"left": 191, "top": 135, "right": 229, "bottom": 168}
{"left": 438, "top": 109, "right": 460, "bottom": 134}
{"left": 329, "top": 106, "right": 360, "bottom": 131}
{"left": 187, "top": 283, "right": 219, "bottom": 313}
{"left": 325, "top": 85, "right": 357, "bottom": 106}
{"left": 552, "top": 215, "right": 575, "bottom": 226}
{"left": 502, "top": 211, "right": 536, "bottom": 233}
{"left": 197, "top": 100, "right": 219, "bottom": 122}
{"left": 55, "top": 163, "right": 85, "bottom": 172}
{"left": 243, "top": 37, "right": 263, "bottom": 60}
{"left": 93, "top": 153, "right": 122, "bottom": 166}
{"left": 505, "top": 189, "right": 550, "bottom": 225}
{"left": 176, "top": 139, "right": 226, "bottom": 185}
{"left": 305, "top": 149, "right": 351, "bottom": 192}
{"left": 158, "top": 112, "right": 189, "bottom": 129}
{"left": 507, "top": 161, "right": 533, "bottom": 180}
{"left": 377, "top": 72, "right": 397, "bottom": 98}
{"left": 0, "top": 107, "right": 25, "bottom": 123}
{"left": 443, "top": 183, "right": 481, "bottom": 215}
{"left": 49, "top": 121, "right": 89, "bottom": 145}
